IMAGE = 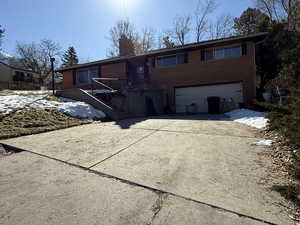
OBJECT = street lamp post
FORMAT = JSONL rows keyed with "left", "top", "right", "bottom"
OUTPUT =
{"left": 50, "top": 57, "right": 55, "bottom": 96}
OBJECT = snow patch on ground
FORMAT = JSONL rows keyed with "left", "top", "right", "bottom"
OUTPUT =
{"left": 0, "top": 95, "right": 105, "bottom": 119}
{"left": 13, "top": 90, "right": 51, "bottom": 95}
{"left": 0, "top": 95, "right": 46, "bottom": 115}
{"left": 225, "top": 108, "right": 269, "bottom": 129}
{"left": 254, "top": 140, "right": 273, "bottom": 146}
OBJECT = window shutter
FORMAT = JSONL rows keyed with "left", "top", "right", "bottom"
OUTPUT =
{"left": 152, "top": 57, "right": 156, "bottom": 68}
{"left": 242, "top": 43, "right": 247, "bottom": 56}
{"left": 200, "top": 49, "right": 205, "bottom": 61}
{"left": 184, "top": 53, "right": 188, "bottom": 64}
{"left": 72, "top": 70, "right": 76, "bottom": 85}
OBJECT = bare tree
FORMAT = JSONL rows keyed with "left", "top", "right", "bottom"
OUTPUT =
{"left": 255, "top": 0, "right": 300, "bottom": 23}
{"left": 39, "top": 39, "right": 62, "bottom": 77}
{"left": 107, "top": 19, "right": 157, "bottom": 56}
{"left": 208, "top": 14, "right": 234, "bottom": 39}
{"left": 107, "top": 19, "right": 139, "bottom": 57}
{"left": 16, "top": 43, "right": 41, "bottom": 73}
{"left": 16, "top": 40, "right": 61, "bottom": 83}
{"left": 256, "top": 0, "right": 279, "bottom": 20}
{"left": 168, "top": 15, "right": 192, "bottom": 45}
{"left": 135, "top": 27, "right": 156, "bottom": 54}
{"left": 40, "top": 39, "right": 61, "bottom": 61}
{"left": 279, "top": 0, "right": 300, "bottom": 30}
{"left": 255, "top": 0, "right": 300, "bottom": 29}
{"left": 195, "top": 0, "right": 218, "bottom": 42}
{"left": 107, "top": 19, "right": 155, "bottom": 57}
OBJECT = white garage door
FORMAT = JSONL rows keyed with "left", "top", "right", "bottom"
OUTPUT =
{"left": 175, "top": 82, "right": 243, "bottom": 113}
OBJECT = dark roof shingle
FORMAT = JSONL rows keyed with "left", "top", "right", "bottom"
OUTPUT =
{"left": 57, "top": 32, "right": 267, "bottom": 72}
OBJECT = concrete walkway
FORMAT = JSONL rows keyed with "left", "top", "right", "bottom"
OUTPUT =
{"left": 0, "top": 115, "right": 294, "bottom": 225}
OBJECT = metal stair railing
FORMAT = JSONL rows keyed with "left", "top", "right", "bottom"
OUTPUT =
{"left": 91, "top": 78, "right": 119, "bottom": 95}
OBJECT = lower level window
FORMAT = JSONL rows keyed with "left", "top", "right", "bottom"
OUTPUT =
{"left": 76, "top": 67, "right": 98, "bottom": 84}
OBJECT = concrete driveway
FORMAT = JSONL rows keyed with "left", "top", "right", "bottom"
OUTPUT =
{"left": 0, "top": 115, "right": 293, "bottom": 225}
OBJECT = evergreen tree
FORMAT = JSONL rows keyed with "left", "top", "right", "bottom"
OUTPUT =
{"left": 256, "top": 22, "right": 300, "bottom": 95}
{"left": 162, "top": 36, "right": 175, "bottom": 48}
{"left": 233, "top": 8, "right": 270, "bottom": 35}
{"left": 61, "top": 46, "right": 79, "bottom": 67}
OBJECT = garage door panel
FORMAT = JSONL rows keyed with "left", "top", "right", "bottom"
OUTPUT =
{"left": 175, "top": 83, "right": 243, "bottom": 113}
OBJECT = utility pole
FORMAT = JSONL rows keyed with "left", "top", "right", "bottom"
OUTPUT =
{"left": 51, "top": 57, "right": 55, "bottom": 95}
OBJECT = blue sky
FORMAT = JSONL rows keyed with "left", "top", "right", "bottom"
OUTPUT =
{"left": 0, "top": 0, "right": 253, "bottom": 62}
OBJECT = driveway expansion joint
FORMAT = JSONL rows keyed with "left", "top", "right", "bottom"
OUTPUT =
{"left": 88, "top": 130, "right": 157, "bottom": 169}
{"left": 88, "top": 122, "right": 176, "bottom": 169}
{"left": 2, "top": 143, "right": 279, "bottom": 225}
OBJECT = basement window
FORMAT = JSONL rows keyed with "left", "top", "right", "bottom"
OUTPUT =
{"left": 156, "top": 54, "right": 185, "bottom": 68}
{"left": 76, "top": 67, "right": 98, "bottom": 85}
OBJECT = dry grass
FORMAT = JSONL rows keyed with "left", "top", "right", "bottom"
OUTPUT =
{"left": 258, "top": 129, "right": 300, "bottom": 221}
{"left": 0, "top": 108, "right": 92, "bottom": 140}
{"left": 0, "top": 89, "right": 14, "bottom": 96}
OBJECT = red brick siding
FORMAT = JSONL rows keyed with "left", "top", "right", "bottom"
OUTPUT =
{"left": 149, "top": 42, "right": 256, "bottom": 106}
{"left": 61, "top": 62, "right": 127, "bottom": 90}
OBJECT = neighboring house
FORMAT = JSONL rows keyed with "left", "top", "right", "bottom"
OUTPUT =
{"left": 0, "top": 61, "right": 41, "bottom": 89}
{"left": 44, "top": 72, "right": 63, "bottom": 88}
{"left": 57, "top": 33, "right": 267, "bottom": 117}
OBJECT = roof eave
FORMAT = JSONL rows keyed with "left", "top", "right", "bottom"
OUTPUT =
{"left": 57, "top": 32, "right": 268, "bottom": 72}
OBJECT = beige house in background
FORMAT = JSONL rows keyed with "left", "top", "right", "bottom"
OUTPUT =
{"left": 0, "top": 61, "right": 41, "bottom": 89}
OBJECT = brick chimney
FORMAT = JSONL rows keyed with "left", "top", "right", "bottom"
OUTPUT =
{"left": 119, "top": 35, "right": 135, "bottom": 57}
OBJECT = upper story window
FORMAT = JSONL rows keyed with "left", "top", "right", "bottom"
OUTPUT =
{"left": 203, "top": 45, "right": 243, "bottom": 61}
{"left": 156, "top": 53, "right": 185, "bottom": 68}
{"left": 76, "top": 67, "right": 98, "bottom": 85}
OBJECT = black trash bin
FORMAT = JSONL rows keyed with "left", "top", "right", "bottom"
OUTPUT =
{"left": 207, "top": 96, "right": 221, "bottom": 114}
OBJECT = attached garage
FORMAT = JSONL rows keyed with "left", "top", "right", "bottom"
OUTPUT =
{"left": 175, "top": 82, "right": 244, "bottom": 113}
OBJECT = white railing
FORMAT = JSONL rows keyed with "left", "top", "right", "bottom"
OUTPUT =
{"left": 92, "top": 78, "right": 119, "bottom": 92}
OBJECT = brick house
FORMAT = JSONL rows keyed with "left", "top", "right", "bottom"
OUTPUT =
{"left": 57, "top": 33, "right": 266, "bottom": 118}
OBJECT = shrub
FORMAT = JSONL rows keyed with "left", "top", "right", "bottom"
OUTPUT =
{"left": 272, "top": 184, "right": 300, "bottom": 207}
{"left": 265, "top": 89, "right": 300, "bottom": 148}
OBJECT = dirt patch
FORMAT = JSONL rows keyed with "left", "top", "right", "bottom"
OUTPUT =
{"left": 258, "top": 129, "right": 300, "bottom": 222}
{"left": 0, "top": 89, "right": 14, "bottom": 96}
{"left": 0, "top": 108, "right": 92, "bottom": 140}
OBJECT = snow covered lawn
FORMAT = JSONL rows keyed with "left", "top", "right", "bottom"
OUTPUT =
{"left": 0, "top": 95, "right": 105, "bottom": 120}
{"left": 225, "top": 108, "right": 269, "bottom": 129}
